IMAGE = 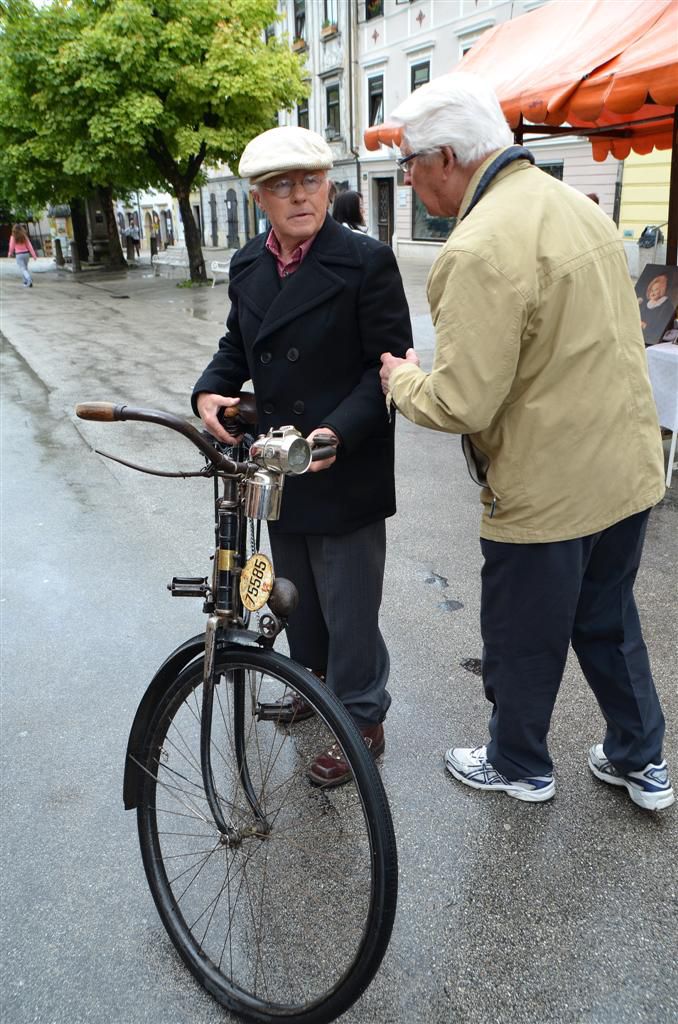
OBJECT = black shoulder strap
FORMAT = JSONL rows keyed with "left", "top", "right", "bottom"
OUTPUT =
{"left": 461, "top": 146, "right": 535, "bottom": 222}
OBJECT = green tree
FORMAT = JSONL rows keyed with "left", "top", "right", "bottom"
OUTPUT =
{"left": 1, "top": 0, "right": 308, "bottom": 282}
{"left": 0, "top": 0, "right": 136, "bottom": 268}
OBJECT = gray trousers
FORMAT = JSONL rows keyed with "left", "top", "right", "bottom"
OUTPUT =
{"left": 268, "top": 520, "right": 390, "bottom": 726}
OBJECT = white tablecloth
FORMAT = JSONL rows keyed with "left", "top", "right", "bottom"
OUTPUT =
{"left": 646, "top": 343, "right": 678, "bottom": 432}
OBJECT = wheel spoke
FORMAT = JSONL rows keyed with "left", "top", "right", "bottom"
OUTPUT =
{"left": 137, "top": 652, "right": 396, "bottom": 1019}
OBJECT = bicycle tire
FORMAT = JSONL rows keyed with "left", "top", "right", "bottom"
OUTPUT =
{"left": 135, "top": 645, "right": 398, "bottom": 1024}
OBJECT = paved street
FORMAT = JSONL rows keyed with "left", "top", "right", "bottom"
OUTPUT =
{"left": 1, "top": 252, "right": 677, "bottom": 1024}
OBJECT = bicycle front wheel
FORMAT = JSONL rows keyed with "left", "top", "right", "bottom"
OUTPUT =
{"left": 135, "top": 645, "right": 397, "bottom": 1024}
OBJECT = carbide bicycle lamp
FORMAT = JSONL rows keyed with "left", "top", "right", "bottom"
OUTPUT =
{"left": 250, "top": 426, "right": 312, "bottom": 475}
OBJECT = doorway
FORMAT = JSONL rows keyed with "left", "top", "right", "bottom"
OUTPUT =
{"left": 374, "top": 178, "right": 394, "bottom": 246}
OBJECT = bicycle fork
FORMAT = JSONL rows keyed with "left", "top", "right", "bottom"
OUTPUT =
{"left": 202, "top": 478, "right": 270, "bottom": 841}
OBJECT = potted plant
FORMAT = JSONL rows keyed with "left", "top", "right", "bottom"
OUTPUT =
{"left": 292, "top": 35, "right": 306, "bottom": 51}
{"left": 321, "top": 19, "right": 338, "bottom": 38}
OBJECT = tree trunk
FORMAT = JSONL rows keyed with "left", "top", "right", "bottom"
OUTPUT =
{"left": 176, "top": 186, "right": 206, "bottom": 283}
{"left": 100, "top": 185, "right": 126, "bottom": 269}
{"left": 69, "top": 196, "right": 89, "bottom": 264}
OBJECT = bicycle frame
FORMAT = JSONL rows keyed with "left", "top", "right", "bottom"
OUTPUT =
{"left": 75, "top": 400, "right": 398, "bottom": 1022}
{"left": 74, "top": 402, "right": 331, "bottom": 829}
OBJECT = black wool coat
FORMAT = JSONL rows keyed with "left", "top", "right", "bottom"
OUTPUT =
{"left": 192, "top": 214, "right": 412, "bottom": 535}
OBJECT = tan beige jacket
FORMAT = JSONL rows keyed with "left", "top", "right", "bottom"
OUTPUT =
{"left": 390, "top": 151, "right": 665, "bottom": 542}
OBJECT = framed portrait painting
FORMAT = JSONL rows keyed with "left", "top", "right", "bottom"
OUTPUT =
{"left": 634, "top": 264, "right": 678, "bottom": 347}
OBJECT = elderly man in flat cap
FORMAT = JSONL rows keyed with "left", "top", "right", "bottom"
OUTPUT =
{"left": 193, "top": 125, "right": 412, "bottom": 785}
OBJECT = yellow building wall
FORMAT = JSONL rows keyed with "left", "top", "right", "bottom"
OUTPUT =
{"left": 618, "top": 149, "right": 671, "bottom": 242}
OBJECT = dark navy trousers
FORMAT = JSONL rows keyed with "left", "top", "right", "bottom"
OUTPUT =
{"left": 481, "top": 509, "right": 665, "bottom": 780}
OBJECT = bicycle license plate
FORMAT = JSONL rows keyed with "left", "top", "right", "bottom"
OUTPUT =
{"left": 240, "top": 553, "right": 274, "bottom": 612}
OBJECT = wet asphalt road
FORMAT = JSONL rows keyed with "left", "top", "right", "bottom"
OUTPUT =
{"left": 1, "top": 255, "right": 677, "bottom": 1024}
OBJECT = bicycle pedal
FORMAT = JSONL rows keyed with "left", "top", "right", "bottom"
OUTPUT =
{"left": 168, "top": 576, "right": 210, "bottom": 597}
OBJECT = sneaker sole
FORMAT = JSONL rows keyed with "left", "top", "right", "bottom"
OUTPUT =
{"left": 588, "top": 756, "right": 675, "bottom": 811}
{"left": 444, "top": 755, "right": 554, "bottom": 803}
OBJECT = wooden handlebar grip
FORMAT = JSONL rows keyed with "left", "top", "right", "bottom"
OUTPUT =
{"left": 75, "top": 402, "right": 119, "bottom": 421}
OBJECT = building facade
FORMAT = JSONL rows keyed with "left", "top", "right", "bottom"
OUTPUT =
{"left": 357, "top": 0, "right": 621, "bottom": 256}
{"left": 201, "top": 0, "right": 622, "bottom": 257}
{"left": 201, "top": 0, "right": 361, "bottom": 250}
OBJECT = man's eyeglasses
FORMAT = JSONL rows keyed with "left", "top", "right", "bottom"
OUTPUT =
{"left": 396, "top": 150, "right": 425, "bottom": 169}
{"left": 261, "top": 174, "right": 325, "bottom": 199}
{"left": 396, "top": 148, "right": 447, "bottom": 169}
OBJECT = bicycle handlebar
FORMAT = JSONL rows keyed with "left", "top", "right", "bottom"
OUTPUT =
{"left": 75, "top": 402, "right": 242, "bottom": 472}
{"left": 76, "top": 402, "right": 339, "bottom": 473}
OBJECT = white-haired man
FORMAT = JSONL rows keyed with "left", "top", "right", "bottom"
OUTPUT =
{"left": 194, "top": 126, "right": 412, "bottom": 785}
{"left": 379, "top": 73, "right": 673, "bottom": 811}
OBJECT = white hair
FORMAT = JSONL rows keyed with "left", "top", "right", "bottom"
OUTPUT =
{"left": 389, "top": 72, "right": 513, "bottom": 166}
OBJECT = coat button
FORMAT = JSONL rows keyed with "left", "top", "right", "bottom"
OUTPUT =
{"left": 260, "top": 351, "right": 272, "bottom": 364}
{"left": 292, "top": 400, "right": 305, "bottom": 415}
{"left": 263, "top": 401, "right": 275, "bottom": 415}
{"left": 286, "top": 347, "right": 300, "bottom": 362}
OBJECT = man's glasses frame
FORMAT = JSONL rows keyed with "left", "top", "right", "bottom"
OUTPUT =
{"left": 396, "top": 150, "right": 426, "bottom": 169}
{"left": 260, "top": 174, "right": 326, "bottom": 199}
{"left": 396, "top": 147, "right": 449, "bottom": 169}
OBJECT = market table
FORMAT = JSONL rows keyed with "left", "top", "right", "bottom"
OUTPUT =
{"left": 646, "top": 341, "right": 678, "bottom": 487}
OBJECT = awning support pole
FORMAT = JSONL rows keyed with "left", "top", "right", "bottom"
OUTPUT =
{"left": 667, "top": 106, "right": 677, "bottom": 266}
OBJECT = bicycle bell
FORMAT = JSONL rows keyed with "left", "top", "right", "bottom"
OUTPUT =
{"left": 250, "top": 426, "right": 312, "bottom": 475}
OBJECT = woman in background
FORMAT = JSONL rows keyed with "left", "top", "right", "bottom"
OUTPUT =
{"left": 332, "top": 190, "right": 367, "bottom": 233}
{"left": 9, "top": 224, "right": 37, "bottom": 288}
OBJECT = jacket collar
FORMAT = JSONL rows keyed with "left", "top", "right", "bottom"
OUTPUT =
{"left": 458, "top": 146, "right": 535, "bottom": 221}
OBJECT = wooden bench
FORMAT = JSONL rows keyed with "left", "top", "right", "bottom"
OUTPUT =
{"left": 210, "top": 259, "right": 231, "bottom": 287}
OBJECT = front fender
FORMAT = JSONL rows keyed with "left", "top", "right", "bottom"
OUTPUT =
{"left": 123, "top": 628, "right": 267, "bottom": 809}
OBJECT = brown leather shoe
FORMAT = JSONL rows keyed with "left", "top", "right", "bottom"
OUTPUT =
{"left": 307, "top": 723, "right": 385, "bottom": 788}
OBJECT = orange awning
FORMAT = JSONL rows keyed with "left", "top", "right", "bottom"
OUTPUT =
{"left": 461, "top": 0, "right": 677, "bottom": 161}
{"left": 364, "top": 0, "right": 678, "bottom": 161}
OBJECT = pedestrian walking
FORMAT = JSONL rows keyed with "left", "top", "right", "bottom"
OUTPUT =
{"left": 128, "top": 220, "right": 141, "bottom": 257}
{"left": 193, "top": 125, "right": 412, "bottom": 786}
{"left": 379, "top": 72, "right": 673, "bottom": 811}
{"left": 8, "top": 224, "right": 37, "bottom": 287}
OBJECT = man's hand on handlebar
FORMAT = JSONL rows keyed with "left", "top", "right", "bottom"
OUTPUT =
{"left": 307, "top": 427, "right": 339, "bottom": 473}
{"left": 196, "top": 393, "right": 244, "bottom": 445}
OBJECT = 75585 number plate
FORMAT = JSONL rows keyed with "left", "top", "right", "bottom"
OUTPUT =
{"left": 240, "top": 553, "right": 274, "bottom": 613}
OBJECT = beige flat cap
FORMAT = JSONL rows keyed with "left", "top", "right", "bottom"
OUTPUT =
{"left": 239, "top": 126, "right": 333, "bottom": 183}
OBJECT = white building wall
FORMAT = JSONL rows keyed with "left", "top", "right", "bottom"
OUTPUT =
{"left": 356, "top": 0, "right": 617, "bottom": 257}
{"left": 530, "top": 137, "right": 621, "bottom": 218}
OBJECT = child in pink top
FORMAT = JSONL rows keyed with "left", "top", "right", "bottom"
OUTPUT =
{"left": 9, "top": 224, "right": 37, "bottom": 287}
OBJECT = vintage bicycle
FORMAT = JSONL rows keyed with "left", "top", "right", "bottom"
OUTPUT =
{"left": 75, "top": 399, "right": 398, "bottom": 1024}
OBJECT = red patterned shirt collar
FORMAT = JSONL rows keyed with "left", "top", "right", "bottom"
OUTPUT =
{"left": 265, "top": 229, "right": 317, "bottom": 278}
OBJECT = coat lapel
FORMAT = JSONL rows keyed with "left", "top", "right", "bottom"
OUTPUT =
{"left": 231, "top": 216, "right": 362, "bottom": 345}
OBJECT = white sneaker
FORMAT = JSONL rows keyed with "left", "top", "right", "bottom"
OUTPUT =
{"left": 444, "top": 746, "right": 555, "bottom": 803}
{"left": 588, "top": 744, "right": 674, "bottom": 811}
